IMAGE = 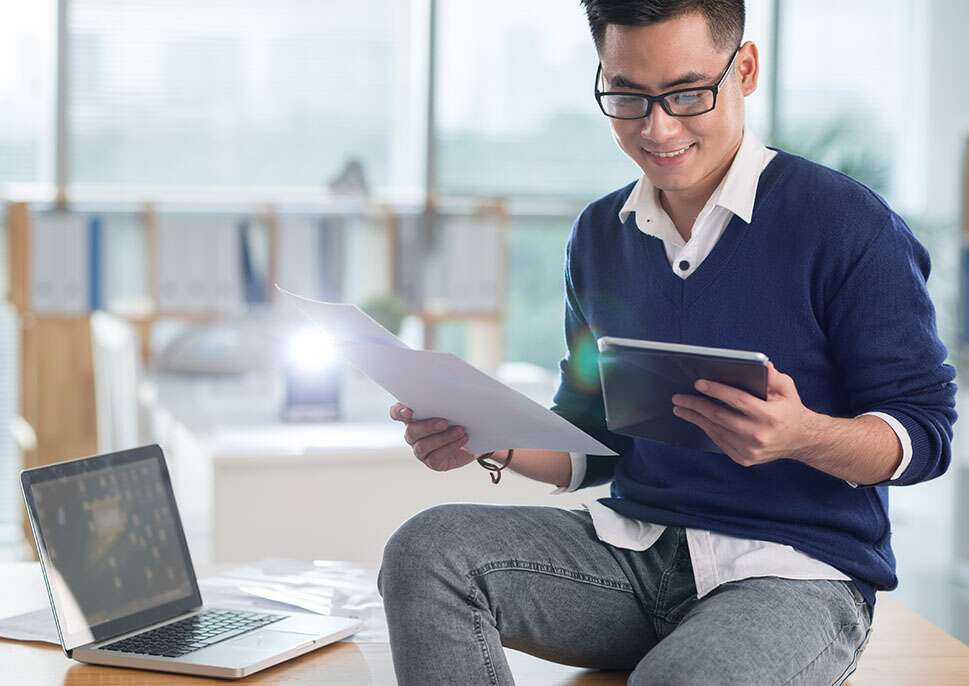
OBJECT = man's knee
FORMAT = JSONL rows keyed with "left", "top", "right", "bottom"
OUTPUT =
{"left": 377, "top": 503, "right": 479, "bottom": 600}
{"left": 628, "top": 650, "right": 714, "bottom": 686}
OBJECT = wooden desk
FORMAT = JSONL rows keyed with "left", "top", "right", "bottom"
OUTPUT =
{"left": 3, "top": 562, "right": 968, "bottom": 685}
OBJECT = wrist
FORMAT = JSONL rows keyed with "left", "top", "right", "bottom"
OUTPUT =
{"left": 794, "top": 409, "right": 834, "bottom": 466}
{"left": 476, "top": 449, "right": 514, "bottom": 484}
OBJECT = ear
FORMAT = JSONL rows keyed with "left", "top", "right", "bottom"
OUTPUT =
{"left": 736, "top": 41, "right": 759, "bottom": 97}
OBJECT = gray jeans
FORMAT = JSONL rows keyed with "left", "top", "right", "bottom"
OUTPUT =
{"left": 378, "top": 504, "right": 872, "bottom": 685}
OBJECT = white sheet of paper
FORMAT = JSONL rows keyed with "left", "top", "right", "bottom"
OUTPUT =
{"left": 275, "top": 284, "right": 408, "bottom": 348}
{"left": 0, "top": 606, "right": 57, "bottom": 644}
{"left": 338, "top": 341, "right": 616, "bottom": 455}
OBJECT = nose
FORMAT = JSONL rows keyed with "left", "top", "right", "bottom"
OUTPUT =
{"left": 640, "top": 105, "right": 682, "bottom": 145}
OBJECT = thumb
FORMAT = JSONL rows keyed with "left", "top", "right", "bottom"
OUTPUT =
{"left": 767, "top": 361, "right": 795, "bottom": 397}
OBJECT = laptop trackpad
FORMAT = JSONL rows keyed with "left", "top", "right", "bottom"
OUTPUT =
{"left": 225, "top": 630, "right": 316, "bottom": 651}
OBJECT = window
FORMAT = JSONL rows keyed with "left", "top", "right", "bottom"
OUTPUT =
{"left": 436, "top": 0, "right": 775, "bottom": 367}
{"left": 434, "top": 0, "right": 633, "bottom": 201}
{"left": 68, "top": 0, "right": 425, "bottom": 194}
{"left": 0, "top": 1, "right": 56, "bottom": 188}
{"left": 774, "top": 0, "right": 918, "bottom": 204}
{"left": 774, "top": 0, "right": 959, "bottom": 351}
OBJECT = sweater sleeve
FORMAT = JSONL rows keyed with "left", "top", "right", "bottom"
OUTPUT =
{"left": 549, "top": 230, "right": 633, "bottom": 489}
{"left": 824, "top": 212, "right": 957, "bottom": 486}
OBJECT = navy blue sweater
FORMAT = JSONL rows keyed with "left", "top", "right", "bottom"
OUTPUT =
{"left": 551, "top": 149, "right": 958, "bottom": 608}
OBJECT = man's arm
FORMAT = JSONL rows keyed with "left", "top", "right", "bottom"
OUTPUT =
{"left": 492, "top": 449, "right": 572, "bottom": 488}
{"left": 389, "top": 403, "right": 575, "bottom": 487}
{"left": 672, "top": 212, "right": 957, "bottom": 487}
{"left": 794, "top": 412, "right": 902, "bottom": 485}
{"left": 672, "top": 368, "right": 912, "bottom": 485}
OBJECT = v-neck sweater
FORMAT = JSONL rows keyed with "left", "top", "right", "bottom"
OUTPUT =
{"left": 550, "top": 149, "right": 958, "bottom": 608}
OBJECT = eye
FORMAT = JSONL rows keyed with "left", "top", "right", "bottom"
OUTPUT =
{"left": 671, "top": 91, "right": 702, "bottom": 105}
{"left": 666, "top": 90, "right": 714, "bottom": 114}
{"left": 614, "top": 95, "right": 642, "bottom": 106}
{"left": 603, "top": 94, "right": 646, "bottom": 117}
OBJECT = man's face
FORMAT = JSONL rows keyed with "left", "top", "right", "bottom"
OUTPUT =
{"left": 598, "top": 13, "right": 757, "bottom": 195}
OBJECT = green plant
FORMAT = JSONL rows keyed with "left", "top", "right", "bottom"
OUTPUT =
{"left": 360, "top": 294, "right": 409, "bottom": 335}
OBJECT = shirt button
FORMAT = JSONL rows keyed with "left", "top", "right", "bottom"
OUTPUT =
{"left": 678, "top": 260, "right": 690, "bottom": 271}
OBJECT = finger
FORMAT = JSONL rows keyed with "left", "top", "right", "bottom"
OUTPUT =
{"left": 675, "top": 405, "right": 748, "bottom": 461}
{"left": 673, "top": 405, "right": 742, "bottom": 455}
{"left": 766, "top": 361, "right": 795, "bottom": 397}
{"left": 413, "top": 427, "right": 468, "bottom": 463}
{"left": 403, "top": 417, "right": 450, "bottom": 446}
{"left": 390, "top": 403, "right": 412, "bottom": 422}
{"left": 422, "top": 436, "right": 474, "bottom": 472}
{"left": 693, "top": 379, "right": 766, "bottom": 419}
{"left": 673, "top": 394, "right": 751, "bottom": 434}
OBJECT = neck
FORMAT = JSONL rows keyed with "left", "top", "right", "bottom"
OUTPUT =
{"left": 659, "top": 133, "right": 744, "bottom": 241}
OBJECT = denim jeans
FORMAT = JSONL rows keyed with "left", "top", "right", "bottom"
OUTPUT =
{"left": 378, "top": 504, "right": 871, "bottom": 685}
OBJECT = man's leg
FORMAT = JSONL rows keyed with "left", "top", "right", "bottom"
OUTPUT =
{"left": 377, "top": 504, "right": 657, "bottom": 686}
{"left": 628, "top": 576, "right": 872, "bottom": 686}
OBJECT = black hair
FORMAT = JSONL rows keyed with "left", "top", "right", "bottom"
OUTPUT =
{"left": 579, "top": 0, "right": 745, "bottom": 53}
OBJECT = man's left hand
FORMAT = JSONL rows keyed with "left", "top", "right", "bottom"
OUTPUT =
{"left": 671, "top": 361, "right": 822, "bottom": 467}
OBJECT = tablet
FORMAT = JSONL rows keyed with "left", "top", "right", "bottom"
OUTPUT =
{"left": 596, "top": 336, "right": 769, "bottom": 453}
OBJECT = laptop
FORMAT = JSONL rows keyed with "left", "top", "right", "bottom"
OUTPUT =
{"left": 20, "top": 444, "right": 361, "bottom": 678}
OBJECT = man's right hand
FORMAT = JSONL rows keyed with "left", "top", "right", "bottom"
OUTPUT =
{"left": 390, "top": 402, "right": 477, "bottom": 472}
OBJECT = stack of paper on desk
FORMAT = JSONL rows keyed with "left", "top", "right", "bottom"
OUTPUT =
{"left": 276, "top": 285, "right": 616, "bottom": 456}
{"left": 0, "top": 560, "right": 387, "bottom": 645}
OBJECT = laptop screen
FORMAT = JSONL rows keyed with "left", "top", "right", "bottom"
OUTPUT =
{"left": 21, "top": 445, "right": 202, "bottom": 651}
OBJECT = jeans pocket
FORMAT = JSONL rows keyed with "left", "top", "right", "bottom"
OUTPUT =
{"left": 660, "top": 592, "right": 698, "bottom": 624}
{"left": 826, "top": 579, "right": 870, "bottom": 628}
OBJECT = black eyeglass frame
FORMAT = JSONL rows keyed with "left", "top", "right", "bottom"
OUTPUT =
{"left": 594, "top": 46, "right": 741, "bottom": 120}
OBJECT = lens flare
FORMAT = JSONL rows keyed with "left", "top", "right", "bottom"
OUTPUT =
{"left": 288, "top": 328, "right": 338, "bottom": 373}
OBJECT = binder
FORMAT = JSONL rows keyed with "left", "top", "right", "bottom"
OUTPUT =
{"left": 154, "top": 215, "right": 245, "bottom": 314}
{"left": 30, "top": 212, "right": 91, "bottom": 314}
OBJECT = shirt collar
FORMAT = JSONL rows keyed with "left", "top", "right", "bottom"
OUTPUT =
{"left": 618, "top": 129, "right": 770, "bottom": 231}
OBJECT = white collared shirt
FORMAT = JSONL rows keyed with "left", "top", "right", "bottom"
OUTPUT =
{"left": 557, "top": 130, "right": 911, "bottom": 599}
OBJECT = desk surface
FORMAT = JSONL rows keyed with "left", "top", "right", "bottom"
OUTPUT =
{"left": 205, "top": 423, "right": 406, "bottom": 463}
{"left": 3, "top": 562, "right": 969, "bottom": 685}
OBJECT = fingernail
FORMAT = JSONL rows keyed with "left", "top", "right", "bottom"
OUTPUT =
{"left": 455, "top": 428, "right": 466, "bottom": 437}
{"left": 695, "top": 380, "right": 708, "bottom": 391}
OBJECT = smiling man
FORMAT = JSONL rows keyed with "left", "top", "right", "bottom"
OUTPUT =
{"left": 378, "top": 1, "right": 957, "bottom": 684}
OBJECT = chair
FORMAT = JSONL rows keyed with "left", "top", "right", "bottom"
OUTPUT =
{"left": 90, "top": 311, "right": 143, "bottom": 453}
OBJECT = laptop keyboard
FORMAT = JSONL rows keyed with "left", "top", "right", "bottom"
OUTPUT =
{"left": 101, "top": 609, "right": 286, "bottom": 658}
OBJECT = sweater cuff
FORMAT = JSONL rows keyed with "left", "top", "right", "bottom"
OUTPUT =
{"left": 550, "top": 452, "right": 587, "bottom": 494}
{"left": 850, "top": 409, "right": 924, "bottom": 486}
{"left": 860, "top": 411, "right": 913, "bottom": 479}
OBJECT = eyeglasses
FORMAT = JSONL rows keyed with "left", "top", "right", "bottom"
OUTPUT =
{"left": 595, "top": 47, "right": 740, "bottom": 119}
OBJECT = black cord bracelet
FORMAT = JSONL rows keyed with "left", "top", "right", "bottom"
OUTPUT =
{"left": 476, "top": 449, "right": 514, "bottom": 484}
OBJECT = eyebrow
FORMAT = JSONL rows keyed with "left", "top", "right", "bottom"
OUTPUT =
{"left": 609, "top": 71, "right": 710, "bottom": 92}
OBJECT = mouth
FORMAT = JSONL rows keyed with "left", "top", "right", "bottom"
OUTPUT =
{"left": 643, "top": 143, "right": 696, "bottom": 166}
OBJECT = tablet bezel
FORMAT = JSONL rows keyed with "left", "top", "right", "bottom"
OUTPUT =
{"left": 597, "top": 336, "right": 769, "bottom": 364}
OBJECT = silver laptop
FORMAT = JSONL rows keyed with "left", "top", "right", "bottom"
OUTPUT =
{"left": 21, "top": 444, "right": 361, "bottom": 679}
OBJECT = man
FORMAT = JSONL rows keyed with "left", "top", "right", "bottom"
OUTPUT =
{"left": 379, "top": 1, "right": 957, "bottom": 684}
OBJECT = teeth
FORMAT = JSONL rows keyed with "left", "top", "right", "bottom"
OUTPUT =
{"left": 651, "top": 145, "right": 692, "bottom": 158}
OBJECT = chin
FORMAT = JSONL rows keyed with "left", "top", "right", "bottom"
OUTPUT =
{"left": 642, "top": 167, "right": 696, "bottom": 192}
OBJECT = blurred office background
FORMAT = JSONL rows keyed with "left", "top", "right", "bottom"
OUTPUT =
{"left": 1, "top": 0, "right": 968, "bottom": 643}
